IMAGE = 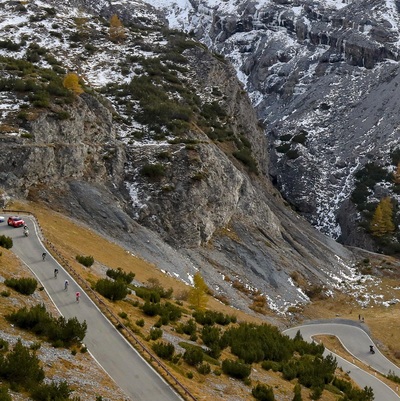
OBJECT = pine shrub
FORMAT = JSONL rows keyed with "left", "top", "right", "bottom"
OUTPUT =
{"left": 4, "top": 277, "right": 37, "bottom": 295}
{"left": 95, "top": 278, "right": 128, "bottom": 301}
{"left": 0, "top": 235, "right": 12, "bottom": 249}
{"left": 152, "top": 342, "right": 175, "bottom": 360}
{"left": 252, "top": 383, "right": 275, "bottom": 401}
{"left": 76, "top": 254, "right": 94, "bottom": 267}
{"left": 221, "top": 359, "right": 251, "bottom": 379}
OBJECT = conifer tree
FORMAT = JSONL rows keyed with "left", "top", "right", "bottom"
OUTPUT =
{"left": 292, "top": 383, "right": 302, "bottom": 401}
{"left": 63, "top": 73, "right": 84, "bottom": 95}
{"left": 393, "top": 162, "right": 400, "bottom": 185}
{"left": 370, "top": 197, "right": 395, "bottom": 237}
{"left": 109, "top": 14, "right": 126, "bottom": 43}
{"left": 189, "top": 273, "right": 208, "bottom": 311}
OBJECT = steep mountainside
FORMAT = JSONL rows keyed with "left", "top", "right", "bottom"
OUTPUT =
{"left": 0, "top": 0, "right": 379, "bottom": 316}
{"left": 151, "top": 0, "right": 400, "bottom": 251}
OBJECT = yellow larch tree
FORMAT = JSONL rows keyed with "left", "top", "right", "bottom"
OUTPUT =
{"left": 109, "top": 14, "right": 126, "bottom": 43}
{"left": 370, "top": 197, "right": 395, "bottom": 237}
{"left": 63, "top": 73, "right": 84, "bottom": 95}
{"left": 188, "top": 272, "right": 208, "bottom": 311}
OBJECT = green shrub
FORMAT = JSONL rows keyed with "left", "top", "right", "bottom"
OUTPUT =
{"left": 135, "top": 287, "right": 161, "bottom": 303}
{"left": 136, "top": 319, "right": 145, "bottom": 327}
{"left": 141, "top": 163, "right": 165, "bottom": 178}
{"left": 0, "top": 339, "right": 9, "bottom": 352}
{"left": 197, "top": 363, "right": 211, "bottom": 375}
{"left": 95, "top": 278, "right": 128, "bottom": 301}
{"left": 286, "top": 149, "right": 300, "bottom": 160}
{"left": 142, "top": 301, "right": 161, "bottom": 317}
{"left": 1, "top": 339, "right": 45, "bottom": 391}
{"left": 118, "top": 311, "right": 128, "bottom": 319}
{"left": 30, "top": 380, "right": 71, "bottom": 401}
{"left": 106, "top": 267, "right": 135, "bottom": 284}
{"left": 252, "top": 383, "right": 275, "bottom": 401}
{"left": 76, "top": 254, "right": 94, "bottom": 267}
{"left": 261, "top": 360, "right": 281, "bottom": 372}
{"left": 201, "top": 325, "right": 221, "bottom": 347}
{"left": 0, "top": 386, "right": 11, "bottom": 401}
{"left": 176, "top": 318, "right": 197, "bottom": 336}
{"left": 55, "top": 111, "right": 70, "bottom": 120}
{"left": 183, "top": 346, "right": 204, "bottom": 366}
{"left": 4, "top": 277, "right": 37, "bottom": 295}
{"left": 149, "top": 327, "right": 163, "bottom": 341}
{"left": 292, "top": 383, "right": 302, "bottom": 401}
{"left": 233, "top": 148, "right": 258, "bottom": 173}
{"left": 152, "top": 342, "right": 175, "bottom": 360}
{"left": 279, "top": 134, "right": 293, "bottom": 141}
{"left": 192, "top": 310, "right": 235, "bottom": 326}
{"left": 0, "top": 235, "right": 13, "bottom": 249}
{"left": 292, "top": 132, "right": 308, "bottom": 144}
{"left": 7, "top": 304, "right": 86, "bottom": 346}
{"left": 276, "top": 143, "right": 291, "bottom": 153}
{"left": 221, "top": 359, "right": 251, "bottom": 379}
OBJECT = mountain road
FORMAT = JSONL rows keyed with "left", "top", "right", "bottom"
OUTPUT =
{"left": 284, "top": 322, "right": 400, "bottom": 400}
{"left": 0, "top": 215, "right": 182, "bottom": 401}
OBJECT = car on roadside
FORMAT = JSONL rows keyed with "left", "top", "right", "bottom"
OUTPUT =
{"left": 0, "top": 216, "right": 4, "bottom": 223}
{"left": 7, "top": 216, "right": 25, "bottom": 227}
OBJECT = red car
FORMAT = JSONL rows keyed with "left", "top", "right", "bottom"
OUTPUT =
{"left": 7, "top": 216, "right": 25, "bottom": 227}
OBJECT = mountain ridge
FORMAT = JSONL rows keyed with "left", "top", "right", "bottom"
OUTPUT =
{"left": 0, "top": 0, "right": 391, "bottom": 316}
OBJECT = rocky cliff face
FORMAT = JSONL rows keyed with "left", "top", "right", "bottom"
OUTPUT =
{"left": 0, "top": 0, "right": 363, "bottom": 315}
{"left": 157, "top": 0, "right": 400, "bottom": 247}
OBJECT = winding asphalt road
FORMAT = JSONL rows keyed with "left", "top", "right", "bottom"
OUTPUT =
{"left": 0, "top": 215, "right": 182, "bottom": 401}
{"left": 284, "top": 322, "right": 400, "bottom": 400}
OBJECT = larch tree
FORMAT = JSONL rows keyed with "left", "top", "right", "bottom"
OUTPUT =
{"left": 370, "top": 197, "right": 395, "bottom": 237}
{"left": 63, "top": 73, "right": 84, "bottom": 95}
{"left": 188, "top": 273, "right": 208, "bottom": 311}
{"left": 109, "top": 14, "right": 126, "bottom": 43}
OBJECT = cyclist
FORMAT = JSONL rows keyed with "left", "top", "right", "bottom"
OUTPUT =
{"left": 42, "top": 252, "right": 47, "bottom": 261}
{"left": 54, "top": 268, "right": 59, "bottom": 278}
{"left": 76, "top": 292, "right": 80, "bottom": 303}
{"left": 64, "top": 280, "right": 69, "bottom": 291}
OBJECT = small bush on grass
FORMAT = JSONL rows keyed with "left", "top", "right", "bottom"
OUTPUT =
{"left": 176, "top": 318, "right": 197, "bottom": 336}
{"left": 149, "top": 327, "right": 163, "bottom": 341}
{"left": 0, "top": 235, "right": 12, "bottom": 249}
{"left": 152, "top": 342, "right": 175, "bottom": 360}
{"left": 30, "top": 380, "right": 71, "bottom": 401}
{"left": 76, "top": 254, "right": 94, "bottom": 267}
{"left": 4, "top": 277, "right": 37, "bottom": 295}
{"left": 183, "top": 346, "right": 203, "bottom": 366}
{"left": 0, "top": 385, "right": 11, "bottom": 401}
{"left": 252, "top": 383, "right": 275, "bottom": 401}
{"left": 106, "top": 267, "right": 135, "bottom": 284}
{"left": 95, "top": 278, "right": 128, "bottom": 301}
{"left": 197, "top": 363, "right": 211, "bottom": 375}
{"left": 221, "top": 359, "right": 251, "bottom": 379}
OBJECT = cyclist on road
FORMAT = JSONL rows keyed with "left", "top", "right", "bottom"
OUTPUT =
{"left": 64, "top": 280, "right": 69, "bottom": 291}
{"left": 54, "top": 268, "right": 59, "bottom": 278}
{"left": 76, "top": 292, "right": 80, "bottom": 303}
{"left": 42, "top": 252, "right": 47, "bottom": 261}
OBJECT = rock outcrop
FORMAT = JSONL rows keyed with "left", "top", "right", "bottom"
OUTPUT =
{"left": 163, "top": 0, "right": 400, "bottom": 245}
